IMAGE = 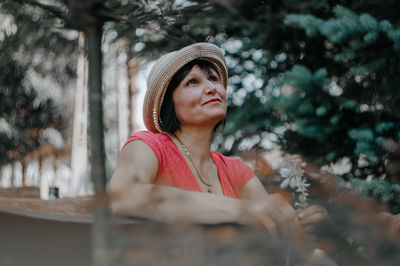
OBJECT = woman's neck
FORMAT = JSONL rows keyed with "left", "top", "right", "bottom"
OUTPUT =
{"left": 173, "top": 126, "right": 214, "bottom": 164}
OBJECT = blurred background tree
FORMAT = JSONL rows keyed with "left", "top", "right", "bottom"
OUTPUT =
{"left": 0, "top": 1, "right": 76, "bottom": 172}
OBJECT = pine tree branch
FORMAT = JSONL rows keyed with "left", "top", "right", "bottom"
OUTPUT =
{"left": 17, "top": 0, "right": 67, "bottom": 22}
{"left": 96, "top": 2, "right": 212, "bottom": 26}
{"left": 14, "top": 1, "right": 213, "bottom": 31}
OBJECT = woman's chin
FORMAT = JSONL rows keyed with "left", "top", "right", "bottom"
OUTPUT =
{"left": 207, "top": 114, "right": 226, "bottom": 127}
{"left": 207, "top": 110, "right": 226, "bottom": 120}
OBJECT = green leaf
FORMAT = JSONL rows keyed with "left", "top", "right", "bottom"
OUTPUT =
{"left": 375, "top": 122, "right": 394, "bottom": 133}
{"left": 387, "top": 29, "right": 400, "bottom": 42}
{"left": 355, "top": 142, "right": 375, "bottom": 156}
{"left": 340, "top": 100, "right": 358, "bottom": 110}
{"left": 359, "top": 13, "right": 379, "bottom": 30}
{"left": 349, "top": 129, "right": 375, "bottom": 142}
{"left": 316, "top": 106, "right": 327, "bottom": 116}
{"left": 330, "top": 115, "right": 340, "bottom": 124}
{"left": 375, "top": 136, "right": 386, "bottom": 145}
{"left": 297, "top": 99, "right": 314, "bottom": 115}
{"left": 326, "top": 151, "right": 336, "bottom": 161}
{"left": 363, "top": 31, "right": 379, "bottom": 43}
{"left": 334, "top": 5, "right": 358, "bottom": 21}
{"left": 313, "top": 68, "right": 329, "bottom": 86}
{"left": 379, "top": 20, "right": 393, "bottom": 31}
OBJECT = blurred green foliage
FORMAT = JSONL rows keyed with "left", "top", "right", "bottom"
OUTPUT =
{"left": 280, "top": 4, "right": 400, "bottom": 180}
{"left": 347, "top": 178, "right": 400, "bottom": 213}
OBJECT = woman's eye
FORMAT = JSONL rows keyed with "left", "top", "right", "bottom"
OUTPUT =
{"left": 187, "top": 79, "right": 197, "bottom": 86}
{"left": 209, "top": 75, "right": 219, "bottom": 82}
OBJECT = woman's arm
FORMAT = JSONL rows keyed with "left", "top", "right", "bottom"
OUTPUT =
{"left": 108, "top": 140, "right": 243, "bottom": 224}
{"left": 108, "top": 141, "right": 308, "bottom": 237}
{"left": 110, "top": 182, "right": 245, "bottom": 224}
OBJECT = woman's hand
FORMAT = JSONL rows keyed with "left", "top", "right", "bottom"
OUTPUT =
{"left": 298, "top": 205, "right": 328, "bottom": 233}
{"left": 243, "top": 193, "right": 305, "bottom": 244}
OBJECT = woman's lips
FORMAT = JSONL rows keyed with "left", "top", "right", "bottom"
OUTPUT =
{"left": 204, "top": 98, "right": 221, "bottom": 105}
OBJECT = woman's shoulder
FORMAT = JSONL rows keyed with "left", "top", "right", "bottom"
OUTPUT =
{"left": 130, "top": 130, "right": 168, "bottom": 139}
{"left": 211, "top": 151, "right": 255, "bottom": 193}
{"left": 122, "top": 131, "right": 172, "bottom": 165}
{"left": 124, "top": 130, "right": 169, "bottom": 148}
{"left": 211, "top": 151, "right": 242, "bottom": 162}
{"left": 211, "top": 151, "right": 252, "bottom": 170}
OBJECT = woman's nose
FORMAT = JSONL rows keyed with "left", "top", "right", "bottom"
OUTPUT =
{"left": 204, "top": 80, "right": 216, "bottom": 94}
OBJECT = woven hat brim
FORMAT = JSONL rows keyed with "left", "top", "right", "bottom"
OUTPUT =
{"left": 143, "top": 43, "right": 228, "bottom": 133}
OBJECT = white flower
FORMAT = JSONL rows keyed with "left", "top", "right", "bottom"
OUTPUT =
{"left": 279, "top": 156, "right": 311, "bottom": 210}
{"left": 295, "top": 178, "right": 310, "bottom": 192}
{"left": 280, "top": 177, "right": 290, "bottom": 189}
{"left": 289, "top": 176, "right": 297, "bottom": 188}
{"left": 280, "top": 168, "right": 291, "bottom": 178}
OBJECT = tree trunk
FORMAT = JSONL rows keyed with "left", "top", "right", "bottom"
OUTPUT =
{"left": 22, "top": 159, "right": 28, "bottom": 187}
{"left": 38, "top": 151, "right": 48, "bottom": 199}
{"left": 86, "top": 21, "right": 109, "bottom": 266}
{"left": 54, "top": 154, "right": 61, "bottom": 190}
{"left": 70, "top": 33, "right": 89, "bottom": 197}
{"left": 87, "top": 23, "right": 106, "bottom": 194}
{"left": 9, "top": 162, "right": 14, "bottom": 188}
{"left": 128, "top": 58, "right": 139, "bottom": 133}
{"left": 117, "top": 40, "right": 129, "bottom": 149}
{"left": 11, "top": 161, "right": 19, "bottom": 187}
{"left": 0, "top": 165, "right": 7, "bottom": 187}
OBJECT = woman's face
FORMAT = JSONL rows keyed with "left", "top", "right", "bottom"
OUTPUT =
{"left": 172, "top": 64, "right": 226, "bottom": 129}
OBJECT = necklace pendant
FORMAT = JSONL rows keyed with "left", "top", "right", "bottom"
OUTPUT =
{"left": 207, "top": 188, "right": 212, "bottom": 193}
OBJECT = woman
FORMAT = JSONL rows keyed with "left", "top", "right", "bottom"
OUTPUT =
{"left": 109, "top": 43, "right": 325, "bottom": 237}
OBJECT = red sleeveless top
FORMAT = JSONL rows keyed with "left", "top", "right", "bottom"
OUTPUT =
{"left": 123, "top": 131, "right": 254, "bottom": 198}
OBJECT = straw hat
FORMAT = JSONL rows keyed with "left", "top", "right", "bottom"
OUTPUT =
{"left": 143, "top": 42, "right": 228, "bottom": 133}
